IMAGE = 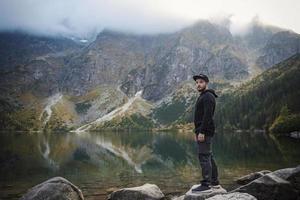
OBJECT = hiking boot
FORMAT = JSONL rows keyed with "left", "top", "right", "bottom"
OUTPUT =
{"left": 191, "top": 184, "right": 212, "bottom": 193}
{"left": 210, "top": 182, "right": 221, "bottom": 189}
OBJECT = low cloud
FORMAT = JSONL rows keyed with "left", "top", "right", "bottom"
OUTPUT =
{"left": 0, "top": 0, "right": 299, "bottom": 38}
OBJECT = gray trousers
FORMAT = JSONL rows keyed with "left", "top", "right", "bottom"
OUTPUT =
{"left": 196, "top": 135, "right": 219, "bottom": 186}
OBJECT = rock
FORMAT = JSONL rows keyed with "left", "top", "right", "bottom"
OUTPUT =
{"left": 183, "top": 184, "right": 227, "bottom": 200}
{"left": 232, "top": 168, "right": 299, "bottom": 200}
{"left": 289, "top": 131, "right": 300, "bottom": 139}
{"left": 107, "top": 183, "right": 165, "bottom": 200}
{"left": 271, "top": 165, "right": 300, "bottom": 191}
{"left": 236, "top": 170, "right": 271, "bottom": 185}
{"left": 171, "top": 195, "right": 185, "bottom": 200}
{"left": 20, "top": 176, "right": 84, "bottom": 200}
{"left": 206, "top": 192, "right": 257, "bottom": 200}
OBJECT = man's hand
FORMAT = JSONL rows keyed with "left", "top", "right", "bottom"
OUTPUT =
{"left": 197, "top": 133, "right": 205, "bottom": 142}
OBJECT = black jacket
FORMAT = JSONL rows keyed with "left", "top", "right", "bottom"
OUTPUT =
{"left": 194, "top": 89, "right": 218, "bottom": 136}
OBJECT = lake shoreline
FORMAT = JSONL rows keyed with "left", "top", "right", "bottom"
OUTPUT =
{"left": 19, "top": 164, "right": 300, "bottom": 200}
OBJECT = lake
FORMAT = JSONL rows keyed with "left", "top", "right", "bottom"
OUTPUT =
{"left": 0, "top": 130, "right": 300, "bottom": 199}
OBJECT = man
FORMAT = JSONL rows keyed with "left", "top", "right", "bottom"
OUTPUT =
{"left": 191, "top": 73, "right": 220, "bottom": 193}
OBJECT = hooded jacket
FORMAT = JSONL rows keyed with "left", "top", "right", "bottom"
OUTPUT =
{"left": 194, "top": 88, "right": 218, "bottom": 136}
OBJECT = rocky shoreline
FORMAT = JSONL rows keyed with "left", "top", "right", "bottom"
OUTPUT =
{"left": 20, "top": 165, "right": 300, "bottom": 200}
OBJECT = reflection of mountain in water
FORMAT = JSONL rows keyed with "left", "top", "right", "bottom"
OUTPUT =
{"left": 71, "top": 132, "right": 186, "bottom": 174}
{"left": 37, "top": 132, "right": 60, "bottom": 171}
{"left": 94, "top": 136, "right": 146, "bottom": 173}
{"left": 213, "top": 131, "right": 285, "bottom": 165}
{"left": 1, "top": 130, "right": 300, "bottom": 190}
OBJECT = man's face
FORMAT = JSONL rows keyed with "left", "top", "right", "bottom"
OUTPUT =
{"left": 195, "top": 78, "right": 207, "bottom": 92}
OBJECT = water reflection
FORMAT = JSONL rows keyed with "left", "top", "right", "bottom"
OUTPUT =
{"left": 37, "top": 132, "right": 60, "bottom": 171}
{"left": 0, "top": 130, "right": 299, "bottom": 199}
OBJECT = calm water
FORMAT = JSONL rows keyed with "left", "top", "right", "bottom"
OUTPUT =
{"left": 0, "top": 130, "right": 300, "bottom": 199}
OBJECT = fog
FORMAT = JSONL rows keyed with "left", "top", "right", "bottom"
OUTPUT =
{"left": 0, "top": 0, "right": 299, "bottom": 38}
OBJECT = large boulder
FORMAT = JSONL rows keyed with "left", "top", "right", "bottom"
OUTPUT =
{"left": 20, "top": 176, "right": 84, "bottom": 200}
{"left": 206, "top": 192, "right": 257, "bottom": 200}
{"left": 232, "top": 165, "right": 300, "bottom": 200}
{"left": 271, "top": 165, "right": 300, "bottom": 191}
{"left": 107, "top": 183, "right": 165, "bottom": 200}
{"left": 183, "top": 184, "right": 227, "bottom": 200}
{"left": 235, "top": 170, "right": 271, "bottom": 185}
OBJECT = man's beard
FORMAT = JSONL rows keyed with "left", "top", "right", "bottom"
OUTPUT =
{"left": 197, "top": 87, "right": 206, "bottom": 92}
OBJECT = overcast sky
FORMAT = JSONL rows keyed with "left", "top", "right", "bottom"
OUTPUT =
{"left": 0, "top": 0, "right": 299, "bottom": 38}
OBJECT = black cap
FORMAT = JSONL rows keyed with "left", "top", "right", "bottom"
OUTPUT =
{"left": 193, "top": 73, "right": 209, "bottom": 82}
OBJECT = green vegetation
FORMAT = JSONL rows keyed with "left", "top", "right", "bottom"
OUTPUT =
{"left": 215, "top": 54, "right": 300, "bottom": 133}
{"left": 1, "top": 107, "right": 41, "bottom": 131}
{"left": 93, "top": 113, "right": 154, "bottom": 130}
{"left": 75, "top": 101, "right": 91, "bottom": 114}
{"left": 152, "top": 97, "right": 187, "bottom": 125}
{"left": 269, "top": 105, "right": 300, "bottom": 134}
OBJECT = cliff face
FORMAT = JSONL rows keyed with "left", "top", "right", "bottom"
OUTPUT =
{"left": 256, "top": 31, "right": 300, "bottom": 69}
{"left": 61, "top": 21, "right": 251, "bottom": 101}
{"left": 0, "top": 20, "right": 299, "bottom": 131}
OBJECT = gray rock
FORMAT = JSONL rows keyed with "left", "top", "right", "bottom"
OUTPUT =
{"left": 20, "top": 176, "right": 84, "bottom": 200}
{"left": 107, "top": 183, "right": 165, "bottom": 200}
{"left": 183, "top": 184, "right": 227, "bottom": 200}
{"left": 236, "top": 170, "right": 271, "bottom": 185}
{"left": 206, "top": 192, "right": 257, "bottom": 200}
{"left": 171, "top": 195, "right": 185, "bottom": 200}
{"left": 271, "top": 165, "right": 300, "bottom": 191}
{"left": 290, "top": 131, "right": 300, "bottom": 139}
{"left": 232, "top": 173, "right": 298, "bottom": 200}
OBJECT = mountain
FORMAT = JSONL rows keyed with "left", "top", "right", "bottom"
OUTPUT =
{"left": 215, "top": 53, "right": 300, "bottom": 133}
{"left": 61, "top": 20, "right": 250, "bottom": 100}
{"left": 0, "top": 30, "right": 83, "bottom": 97}
{"left": 0, "top": 20, "right": 299, "bottom": 131}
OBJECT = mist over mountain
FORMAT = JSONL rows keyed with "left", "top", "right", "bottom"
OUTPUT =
{"left": 1, "top": 0, "right": 300, "bottom": 38}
